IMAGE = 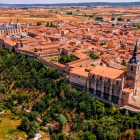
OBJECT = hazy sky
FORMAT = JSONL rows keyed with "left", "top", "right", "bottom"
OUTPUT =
{"left": 1, "top": 0, "right": 138, "bottom": 4}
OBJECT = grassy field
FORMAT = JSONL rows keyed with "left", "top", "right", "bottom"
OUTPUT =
{"left": 0, "top": 110, "right": 27, "bottom": 140}
{"left": 45, "top": 56, "right": 59, "bottom": 62}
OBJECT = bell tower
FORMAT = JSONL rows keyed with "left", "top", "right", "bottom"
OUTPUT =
{"left": 9, "top": 18, "right": 14, "bottom": 25}
{"left": 16, "top": 19, "right": 20, "bottom": 28}
{"left": 126, "top": 42, "right": 140, "bottom": 95}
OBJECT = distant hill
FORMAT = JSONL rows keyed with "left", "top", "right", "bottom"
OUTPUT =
{"left": 1, "top": 2, "right": 140, "bottom": 7}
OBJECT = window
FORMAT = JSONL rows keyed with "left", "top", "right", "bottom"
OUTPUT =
{"left": 79, "top": 76, "right": 80, "bottom": 78}
{"left": 116, "top": 81, "right": 118, "bottom": 85}
{"left": 108, "top": 79, "right": 110, "bottom": 82}
{"left": 124, "top": 93, "right": 125, "bottom": 95}
{"left": 100, "top": 77, "right": 102, "bottom": 80}
{"left": 93, "top": 75, "right": 94, "bottom": 79}
{"left": 131, "top": 66, "right": 133, "bottom": 71}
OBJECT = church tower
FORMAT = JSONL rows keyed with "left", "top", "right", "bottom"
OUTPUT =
{"left": 126, "top": 42, "right": 140, "bottom": 95}
{"left": 16, "top": 19, "right": 20, "bottom": 28}
{"left": 9, "top": 18, "right": 14, "bottom": 25}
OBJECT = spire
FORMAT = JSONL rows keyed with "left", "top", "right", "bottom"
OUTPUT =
{"left": 129, "top": 41, "right": 140, "bottom": 64}
{"left": 133, "top": 41, "right": 138, "bottom": 57}
{"left": 9, "top": 18, "right": 13, "bottom": 25}
{"left": 16, "top": 18, "right": 20, "bottom": 26}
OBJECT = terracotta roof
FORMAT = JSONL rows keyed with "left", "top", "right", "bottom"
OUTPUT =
{"left": 90, "top": 65, "right": 125, "bottom": 80}
{"left": 123, "top": 85, "right": 134, "bottom": 93}
{"left": 70, "top": 67, "right": 89, "bottom": 77}
{"left": 54, "top": 62, "right": 65, "bottom": 68}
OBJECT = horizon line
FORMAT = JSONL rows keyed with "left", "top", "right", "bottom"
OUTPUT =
{"left": 0, "top": 1, "right": 140, "bottom": 5}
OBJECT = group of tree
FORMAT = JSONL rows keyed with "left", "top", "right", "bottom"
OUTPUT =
{"left": 58, "top": 54, "right": 77, "bottom": 64}
{"left": 89, "top": 53, "right": 99, "bottom": 60}
{"left": 1, "top": 48, "right": 140, "bottom": 139}
{"left": 121, "top": 59, "right": 128, "bottom": 67}
{"left": 66, "top": 12, "right": 73, "bottom": 15}
{"left": 37, "top": 22, "right": 42, "bottom": 26}
{"left": 111, "top": 17, "right": 115, "bottom": 21}
{"left": 46, "top": 22, "right": 56, "bottom": 28}
{"left": 117, "top": 17, "right": 124, "bottom": 21}
{"left": 95, "top": 17, "right": 103, "bottom": 21}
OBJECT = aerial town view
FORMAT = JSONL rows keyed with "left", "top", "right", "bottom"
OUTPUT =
{"left": 2, "top": 0, "right": 140, "bottom": 139}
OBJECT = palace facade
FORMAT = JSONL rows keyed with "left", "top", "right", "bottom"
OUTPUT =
{"left": 0, "top": 19, "right": 27, "bottom": 36}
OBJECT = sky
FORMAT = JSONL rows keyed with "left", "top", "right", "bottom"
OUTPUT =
{"left": 0, "top": 0, "right": 138, "bottom": 4}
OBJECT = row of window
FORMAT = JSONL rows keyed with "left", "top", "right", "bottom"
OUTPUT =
{"left": 1, "top": 30, "right": 20, "bottom": 34}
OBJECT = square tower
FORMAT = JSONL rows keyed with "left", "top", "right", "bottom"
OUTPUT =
{"left": 126, "top": 42, "right": 140, "bottom": 95}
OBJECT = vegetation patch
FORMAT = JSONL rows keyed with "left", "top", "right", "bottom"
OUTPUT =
{"left": 89, "top": 53, "right": 99, "bottom": 60}
{"left": 0, "top": 111, "right": 26, "bottom": 139}
{"left": 0, "top": 48, "right": 140, "bottom": 139}
{"left": 58, "top": 54, "right": 77, "bottom": 64}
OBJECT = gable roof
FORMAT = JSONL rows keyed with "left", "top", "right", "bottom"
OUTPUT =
{"left": 90, "top": 65, "right": 125, "bottom": 80}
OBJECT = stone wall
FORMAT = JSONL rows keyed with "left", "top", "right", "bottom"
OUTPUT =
{"left": 5, "top": 43, "right": 14, "bottom": 51}
{"left": 69, "top": 73, "right": 88, "bottom": 87}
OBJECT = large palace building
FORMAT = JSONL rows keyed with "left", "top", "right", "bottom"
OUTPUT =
{"left": 70, "top": 42, "right": 140, "bottom": 106}
{"left": 0, "top": 19, "right": 27, "bottom": 36}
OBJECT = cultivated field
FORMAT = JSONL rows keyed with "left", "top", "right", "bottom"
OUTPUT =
{"left": 0, "top": 5, "right": 140, "bottom": 24}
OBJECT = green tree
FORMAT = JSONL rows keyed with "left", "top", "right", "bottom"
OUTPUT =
{"left": 28, "top": 130, "right": 35, "bottom": 138}
{"left": 83, "top": 131, "right": 96, "bottom": 140}
{"left": 79, "top": 101, "right": 86, "bottom": 111}
{"left": 37, "top": 22, "right": 42, "bottom": 26}
{"left": 46, "top": 22, "right": 49, "bottom": 27}
{"left": 29, "top": 121, "right": 40, "bottom": 133}
{"left": 89, "top": 53, "right": 99, "bottom": 60}
{"left": 43, "top": 116, "right": 50, "bottom": 126}
{"left": 57, "top": 114, "right": 67, "bottom": 126}
{"left": 117, "top": 17, "right": 124, "bottom": 21}
{"left": 32, "top": 101, "right": 46, "bottom": 113}
{"left": 95, "top": 17, "right": 103, "bottom": 20}
{"left": 121, "top": 60, "right": 127, "bottom": 67}
{"left": 20, "top": 117, "right": 30, "bottom": 131}
{"left": 111, "top": 17, "right": 115, "bottom": 21}
{"left": 135, "top": 130, "right": 140, "bottom": 140}
{"left": 96, "top": 117, "right": 118, "bottom": 140}
{"left": 29, "top": 111, "right": 39, "bottom": 121}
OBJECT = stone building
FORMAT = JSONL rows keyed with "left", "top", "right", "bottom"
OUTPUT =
{"left": 0, "top": 19, "right": 27, "bottom": 36}
{"left": 69, "top": 42, "right": 140, "bottom": 105}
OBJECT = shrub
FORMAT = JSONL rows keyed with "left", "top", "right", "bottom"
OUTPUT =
{"left": 37, "top": 22, "right": 42, "bottom": 26}
{"left": 20, "top": 117, "right": 30, "bottom": 131}
{"left": 40, "top": 126, "right": 49, "bottom": 133}
{"left": 57, "top": 114, "right": 67, "bottom": 126}
{"left": 0, "top": 108, "right": 3, "bottom": 112}
{"left": 28, "top": 130, "right": 35, "bottom": 138}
